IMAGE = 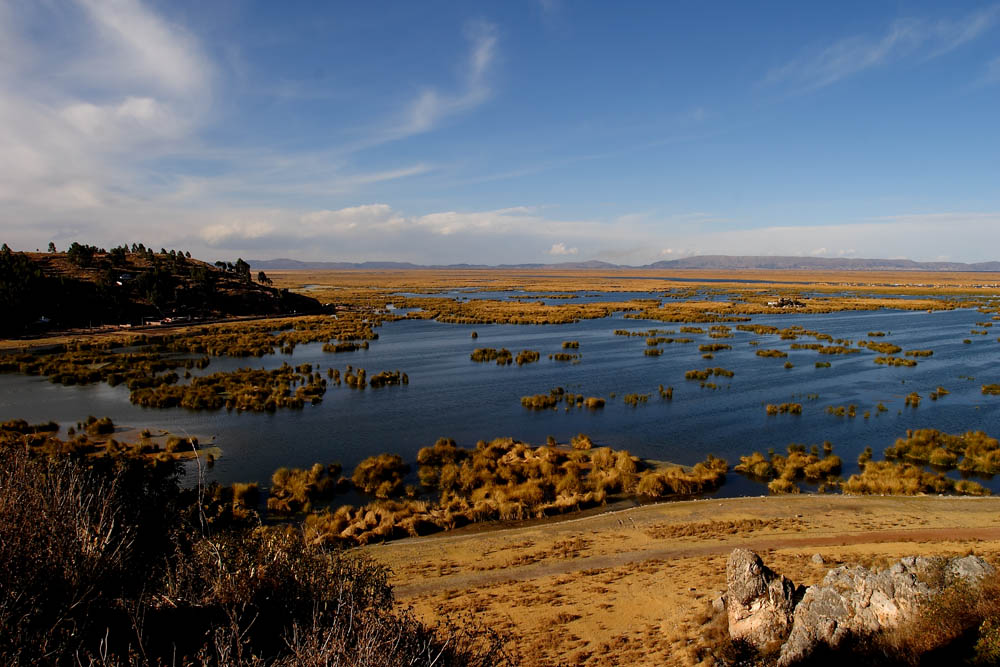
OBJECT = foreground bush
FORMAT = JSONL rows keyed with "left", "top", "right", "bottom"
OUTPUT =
{"left": 0, "top": 440, "right": 506, "bottom": 664}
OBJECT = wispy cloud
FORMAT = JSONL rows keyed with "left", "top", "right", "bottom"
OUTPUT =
{"left": 976, "top": 56, "right": 1000, "bottom": 86}
{"left": 765, "top": 6, "right": 1000, "bottom": 92}
{"left": 391, "top": 20, "right": 498, "bottom": 138}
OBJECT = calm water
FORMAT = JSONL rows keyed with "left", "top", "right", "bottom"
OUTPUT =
{"left": 2, "top": 305, "right": 999, "bottom": 496}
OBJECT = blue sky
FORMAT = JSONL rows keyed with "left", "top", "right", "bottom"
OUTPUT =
{"left": 2, "top": 1, "right": 1000, "bottom": 264}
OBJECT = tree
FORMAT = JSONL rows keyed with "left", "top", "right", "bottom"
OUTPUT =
{"left": 66, "top": 242, "right": 98, "bottom": 267}
{"left": 257, "top": 270, "right": 273, "bottom": 286}
{"left": 234, "top": 258, "right": 252, "bottom": 283}
{"left": 47, "top": 242, "right": 56, "bottom": 253}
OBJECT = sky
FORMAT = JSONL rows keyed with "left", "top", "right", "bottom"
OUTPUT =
{"left": 2, "top": 0, "right": 1000, "bottom": 265}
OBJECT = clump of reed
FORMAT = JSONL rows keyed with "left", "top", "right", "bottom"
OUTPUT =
{"left": 904, "top": 392, "right": 921, "bottom": 407}
{"left": 515, "top": 350, "right": 541, "bottom": 365}
{"left": 737, "top": 324, "right": 779, "bottom": 335}
{"left": 644, "top": 348, "right": 663, "bottom": 356}
{"left": 816, "top": 361, "right": 831, "bottom": 368}
{"left": 766, "top": 403, "right": 802, "bottom": 415}
{"left": 562, "top": 340, "right": 579, "bottom": 349}
{"left": 658, "top": 384, "right": 673, "bottom": 400}
{"left": 905, "top": 349, "right": 934, "bottom": 357}
{"left": 647, "top": 336, "right": 690, "bottom": 346}
{"left": 698, "top": 343, "right": 731, "bottom": 352}
{"left": 884, "top": 428, "right": 1000, "bottom": 475}
{"left": 321, "top": 341, "right": 368, "bottom": 353}
{"left": 685, "top": 367, "right": 734, "bottom": 381}
{"left": 733, "top": 443, "right": 842, "bottom": 494}
{"left": 843, "top": 461, "right": 989, "bottom": 496}
{"left": 82, "top": 415, "right": 115, "bottom": 435}
{"left": 755, "top": 349, "right": 787, "bottom": 358}
{"left": 130, "top": 362, "right": 328, "bottom": 411}
{"left": 368, "top": 370, "right": 408, "bottom": 387}
{"left": 268, "top": 462, "right": 345, "bottom": 513}
{"left": 875, "top": 356, "right": 918, "bottom": 367}
{"left": 519, "top": 387, "right": 604, "bottom": 410}
{"left": 826, "top": 404, "right": 858, "bottom": 417}
{"left": 635, "top": 455, "right": 727, "bottom": 498}
{"left": 623, "top": 393, "right": 649, "bottom": 406}
{"left": 570, "top": 433, "right": 594, "bottom": 449}
{"left": 521, "top": 394, "right": 559, "bottom": 410}
{"left": 549, "top": 352, "right": 580, "bottom": 361}
{"left": 470, "top": 347, "right": 513, "bottom": 365}
{"left": 352, "top": 454, "right": 409, "bottom": 499}
{"left": 982, "top": 384, "right": 1000, "bottom": 395}
{"left": 859, "top": 341, "right": 903, "bottom": 354}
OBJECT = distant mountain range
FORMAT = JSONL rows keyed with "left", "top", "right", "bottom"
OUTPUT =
{"left": 250, "top": 255, "right": 1000, "bottom": 272}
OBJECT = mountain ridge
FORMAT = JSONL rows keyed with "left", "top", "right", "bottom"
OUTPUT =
{"left": 248, "top": 255, "right": 1000, "bottom": 272}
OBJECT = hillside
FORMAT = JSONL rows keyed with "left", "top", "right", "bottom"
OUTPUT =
{"left": 0, "top": 244, "right": 321, "bottom": 337}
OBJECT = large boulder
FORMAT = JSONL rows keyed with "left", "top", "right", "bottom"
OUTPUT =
{"left": 725, "top": 548, "right": 803, "bottom": 648}
{"left": 777, "top": 555, "right": 995, "bottom": 665}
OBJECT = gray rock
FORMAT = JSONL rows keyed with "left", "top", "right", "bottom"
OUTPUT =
{"left": 811, "top": 553, "right": 825, "bottom": 565}
{"left": 777, "top": 555, "right": 995, "bottom": 666}
{"left": 725, "top": 548, "right": 802, "bottom": 648}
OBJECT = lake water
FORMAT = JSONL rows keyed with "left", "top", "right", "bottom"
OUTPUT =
{"left": 2, "top": 305, "right": 999, "bottom": 497}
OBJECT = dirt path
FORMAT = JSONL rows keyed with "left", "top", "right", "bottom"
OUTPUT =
{"left": 393, "top": 524, "right": 1000, "bottom": 598}
{"left": 368, "top": 495, "right": 1000, "bottom": 665}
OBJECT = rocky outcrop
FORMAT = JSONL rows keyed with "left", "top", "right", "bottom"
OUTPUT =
{"left": 722, "top": 550, "right": 995, "bottom": 665}
{"left": 725, "top": 548, "right": 803, "bottom": 648}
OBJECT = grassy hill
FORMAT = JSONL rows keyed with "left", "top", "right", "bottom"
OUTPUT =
{"left": 0, "top": 243, "right": 321, "bottom": 337}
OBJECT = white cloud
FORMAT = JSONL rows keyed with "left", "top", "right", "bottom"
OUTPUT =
{"left": 548, "top": 242, "right": 578, "bottom": 256}
{"left": 765, "top": 6, "right": 1000, "bottom": 91}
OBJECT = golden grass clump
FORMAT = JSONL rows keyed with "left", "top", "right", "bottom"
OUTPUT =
{"left": 470, "top": 347, "right": 513, "bottom": 365}
{"left": 515, "top": 349, "right": 540, "bottom": 365}
{"left": 765, "top": 403, "right": 802, "bottom": 415}
{"left": 521, "top": 394, "right": 559, "bottom": 410}
{"left": 843, "top": 461, "right": 989, "bottom": 496}
{"left": 884, "top": 428, "right": 1000, "bottom": 475}
{"left": 352, "top": 454, "right": 409, "bottom": 498}
{"left": 755, "top": 349, "right": 787, "bottom": 358}
{"left": 826, "top": 404, "right": 858, "bottom": 417}
{"left": 623, "top": 393, "right": 649, "bottom": 406}
{"left": 267, "top": 462, "right": 345, "bottom": 513}
{"left": 734, "top": 444, "right": 842, "bottom": 493}
{"left": 875, "top": 355, "right": 918, "bottom": 367}
{"left": 561, "top": 340, "right": 579, "bottom": 349}
{"left": 859, "top": 340, "right": 903, "bottom": 354}
{"left": 634, "top": 455, "right": 727, "bottom": 498}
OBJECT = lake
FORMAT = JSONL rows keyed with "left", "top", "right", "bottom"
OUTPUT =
{"left": 1, "top": 304, "right": 998, "bottom": 497}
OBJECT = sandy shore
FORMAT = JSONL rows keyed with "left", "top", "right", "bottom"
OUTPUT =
{"left": 365, "top": 495, "right": 1000, "bottom": 665}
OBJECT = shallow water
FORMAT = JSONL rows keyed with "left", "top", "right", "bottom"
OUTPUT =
{"left": 2, "top": 306, "right": 999, "bottom": 496}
